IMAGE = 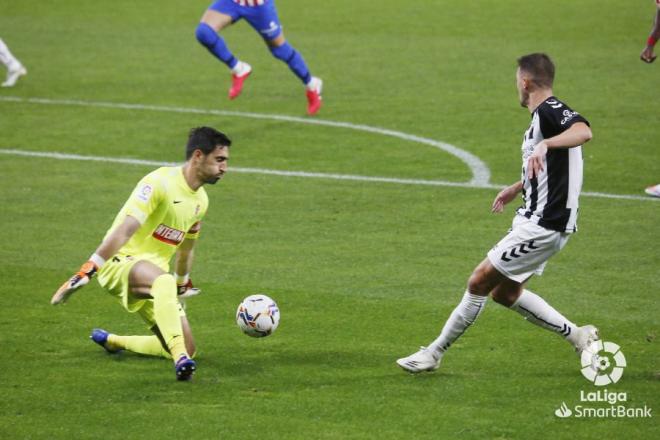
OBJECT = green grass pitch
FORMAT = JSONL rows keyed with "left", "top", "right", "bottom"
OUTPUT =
{"left": 0, "top": 1, "right": 658, "bottom": 438}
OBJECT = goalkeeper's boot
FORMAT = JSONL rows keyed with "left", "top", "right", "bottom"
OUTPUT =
{"left": 573, "top": 325, "right": 600, "bottom": 355}
{"left": 396, "top": 347, "right": 442, "bottom": 373}
{"left": 228, "top": 61, "right": 251, "bottom": 100}
{"left": 2, "top": 62, "right": 26, "bottom": 87}
{"left": 305, "top": 77, "right": 323, "bottom": 115}
{"left": 175, "top": 355, "right": 196, "bottom": 381}
{"left": 90, "top": 328, "right": 122, "bottom": 354}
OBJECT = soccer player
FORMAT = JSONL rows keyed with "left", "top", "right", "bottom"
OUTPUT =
{"left": 397, "top": 54, "right": 600, "bottom": 373}
{"left": 0, "top": 38, "right": 27, "bottom": 87}
{"left": 640, "top": 0, "right": 660, "bottom": 63}
{"left": 51, "top": 127, "right": 231, "bottom": 381}
{"left": 195, "top": 0, "right": 323, "bottom": 115}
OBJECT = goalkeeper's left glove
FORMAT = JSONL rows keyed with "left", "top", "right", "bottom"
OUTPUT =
{"left": 177, "top": 278, "right": 201, "bottom": 300}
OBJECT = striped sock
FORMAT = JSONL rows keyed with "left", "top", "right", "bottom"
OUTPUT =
{"left": 510, "top": 289, "right": 578, "bottom": 343}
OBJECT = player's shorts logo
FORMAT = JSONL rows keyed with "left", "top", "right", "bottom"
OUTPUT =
{"left": 580, "top": 340, "right": 626, "bottom": 386}
{"left": 260, "top": 21, "right": 280, "bottom": 37}
{"left": 500, "top": 240, "right": 539, "bottom": 262}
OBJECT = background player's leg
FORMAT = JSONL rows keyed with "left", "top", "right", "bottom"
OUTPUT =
{"left": 0, "top": 38, "right": 26, "bottom": 87}
{"left": 196, "top": 5, "right": 252, "bottom": 99}
{"left": 245, "top": 2, "right": 322, "bottom": 114}
{"left": 267, "top": 34, "right": 322, "bottom": 114}
{"left": 267, "top": 34, "right": 312, "bottom": 85}
{"left": 196, "top": 9, "right": 238, "bottom": 69}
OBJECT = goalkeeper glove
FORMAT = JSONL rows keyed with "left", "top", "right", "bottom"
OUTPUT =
{"left": 177, "top": 278, "right": 201, "bottom": 300}
{"left": 51, "top": 261, "right": 99, "bottom": 305}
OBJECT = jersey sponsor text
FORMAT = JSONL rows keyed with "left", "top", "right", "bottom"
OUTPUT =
{"left": 153, "top": 224, "right": 185, "bottom": 246}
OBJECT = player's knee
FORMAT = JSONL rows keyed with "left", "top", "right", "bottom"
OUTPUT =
{"left": 152, "top": 273, "right": 177, "bottom": 299}
{"left": 270, "top": 41, "right": 294, "bottom": 62}
{"left": 467, "top": 270, "right": 488, "bottom": 295}
{"left": 196, "top": 22, "right": 218, "bottom": 47}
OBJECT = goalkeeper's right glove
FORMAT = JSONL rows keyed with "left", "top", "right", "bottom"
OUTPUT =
{"left": 51, "top": 261, "right": 99, "bottom": 305}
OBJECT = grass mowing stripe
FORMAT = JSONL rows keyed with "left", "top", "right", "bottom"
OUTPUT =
{"left": 1, "top": 148, "right": 657, "bottom": 202}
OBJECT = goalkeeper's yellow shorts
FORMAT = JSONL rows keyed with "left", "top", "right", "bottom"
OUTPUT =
{"left": 97, "top": 254, "right": 186, "bottom": 327}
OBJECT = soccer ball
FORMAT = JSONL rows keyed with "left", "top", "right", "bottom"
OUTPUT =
{"left": 236, "top": 294, "right": 280, "bottom": 338}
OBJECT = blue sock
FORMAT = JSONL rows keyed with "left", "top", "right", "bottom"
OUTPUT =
{"left": 195, "top": 23, "right": 238, "bottom": 69}
{"left": 270, "top": 42, "right": 312, "bottom": 85}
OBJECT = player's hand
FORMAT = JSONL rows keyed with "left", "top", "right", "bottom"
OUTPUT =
{"left": 51, "top": 261, "right": 99, "bottom": 305}
{"left": 527, "top": 141, "right": 548, "bottom": 180}
{"left": 491, "top": 184, "right": 520, "bottom": 213}
{"left": 177, "top": 279, "right": 201, "bottom": 299}
{"left": 640, "top": 46, "right": 657, "bottom": 63}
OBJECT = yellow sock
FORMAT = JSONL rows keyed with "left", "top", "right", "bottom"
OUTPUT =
{"left": 152, "top": 274, "right": 188, "bottom": 361}
{"left": 108, "top": 334, "right": 171, "bottom": 359}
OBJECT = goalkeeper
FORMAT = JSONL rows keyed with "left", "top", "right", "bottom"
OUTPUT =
{"left": 51, "top": 127, "right": 231, "bottom": 381}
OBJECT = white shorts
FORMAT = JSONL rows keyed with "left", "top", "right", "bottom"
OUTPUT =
{"left": 487, "top": 215, "right": 570, "bottom": 283}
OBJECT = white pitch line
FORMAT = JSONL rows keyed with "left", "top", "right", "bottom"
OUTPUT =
{"left": 0, "top": 148, "right": 657, "bottom": 202}
{"left": 0, "top": 95, "right": 491, "bottom": 185}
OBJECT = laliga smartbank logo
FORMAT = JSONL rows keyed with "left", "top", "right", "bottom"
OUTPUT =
{"left": 554, "top": 340, "right": 652, "bottom": 419}
{"left": 580, "top": 340, "right": 626, "bottom": 386}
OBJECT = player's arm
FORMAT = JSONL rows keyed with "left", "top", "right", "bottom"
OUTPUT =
{"left": 491, "top": 180, "right": 523, "bottom": 213}
{"left": 641, "top": 5, "right": 660, "bottom": 63}
{"left": 174, "top": 217, "right": 205, "bottom": 299}
{"left": 51, "top": 215, "right": 141, "bottom": 305}
{"left": 174, "top": 238, "right": 201, "bottom": 299}
{"left": 527, "top": 122, "right": 592, "bottom": 179}
{"left": 93, "top": 215, "right": 142, "bottom": 261}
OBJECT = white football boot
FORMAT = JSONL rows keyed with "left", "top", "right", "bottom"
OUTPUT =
{"left": 2, "top": 63, "right": 27, "bottom": 87}
{"left": 645, "top": 184, "right": 660, "bottom": 198}
{"left": 573, "top": 325, "right": 600, "bottom": 355}
{"left": 396, "top": 347, "right": 442, "bottom": 373}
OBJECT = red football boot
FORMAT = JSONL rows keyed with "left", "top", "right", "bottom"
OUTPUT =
{"left": 306, "top": 77, "right": 323, "bottom": 115}
{"left": 229, "top": 62, "right": 252, "bottom": 100}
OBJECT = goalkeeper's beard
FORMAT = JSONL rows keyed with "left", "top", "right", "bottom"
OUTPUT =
{"left": 200, "top": 170, "right": 224, "bottom": 185}
{"left": 204, "top": 175, "right": 221, "bottom": 185}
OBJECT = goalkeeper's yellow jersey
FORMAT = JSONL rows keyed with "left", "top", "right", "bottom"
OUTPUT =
{"left": 102, "top": 166, "right": 208, "bottom": 271}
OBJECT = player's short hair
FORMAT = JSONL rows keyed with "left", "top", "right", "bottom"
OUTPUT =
{"left": 517, "top": 53, "right": 555, "bottom": 89}
{"left": 186, "top": 126, "right": 232, "bottom": 159}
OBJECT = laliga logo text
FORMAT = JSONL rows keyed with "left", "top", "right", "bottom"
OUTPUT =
{"left": 581, "top": 340, "right": 626, "bottom": 386}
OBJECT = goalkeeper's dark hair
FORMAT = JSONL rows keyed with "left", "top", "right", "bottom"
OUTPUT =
{"left": 517, "top": 53, "right": 555, "bottom": 89}
{"left": 186, "top": 126, "right": 232, "bottom": 159}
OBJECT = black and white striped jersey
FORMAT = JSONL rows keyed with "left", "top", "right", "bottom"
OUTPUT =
{"left": 517, "top": 96, "right": 590, "bottom": 233}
